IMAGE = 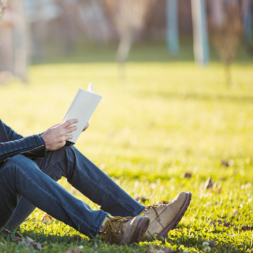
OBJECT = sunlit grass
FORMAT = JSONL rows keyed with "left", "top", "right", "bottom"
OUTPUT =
{"left": 0, "top": 53, "right": 253, "bottom": 252}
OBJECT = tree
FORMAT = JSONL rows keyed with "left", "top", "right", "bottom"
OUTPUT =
{"left": 0, "top": 0, "right": 7, "bottom": 20}
{"left": 104, "top": 0, "right": 156, "bottom": 80}
{"left": 208, "top": 0, "right": 243, "bottom": 85}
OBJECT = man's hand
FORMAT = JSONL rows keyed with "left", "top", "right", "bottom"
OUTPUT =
{"left": 82, "top": 122, "right": 89, "bottom": 132}
{"left": 41, "top": 119, "right": 78, "bottom": 151}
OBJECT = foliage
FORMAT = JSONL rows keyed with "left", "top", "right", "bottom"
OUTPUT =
{"left": 208, "top": 1, "right": 243, "bottom": 85}
{"left": 0, "top": 44, "right": 253, "bottom": 252}
{"left": 104, "top": 0, "right": 156, "bottom": 64}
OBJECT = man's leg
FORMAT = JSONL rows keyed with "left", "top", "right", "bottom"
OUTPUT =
{"left": 36, "top": 146, "right": 145, "bottom": 216}
{"left": 5, "top": 148, "right": 191, "bottom": 240}
{"left": 7, "top": 146, "right": 145, "bottom": 229}
{"left": 36, "top": 147, "right": 191, "bottom": 240}
{"left": 4, "top": 196, "right": 35, "bottom": 229}
{"left": 6, "top": 146, "right": 145, "bottom": 229}
{"left": 0, "top": 155, "right": 108, "bottom": 237}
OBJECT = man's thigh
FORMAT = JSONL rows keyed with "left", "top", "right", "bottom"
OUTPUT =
{"left": 0, "top": 158, "right": 22, "bottom": 228}
{"left": 0, "top": 155, "right": 40, "bottom": 228}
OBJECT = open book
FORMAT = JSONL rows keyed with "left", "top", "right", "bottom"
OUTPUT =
{"left": 62, "top": 83, "right": 102, "bottom": 143}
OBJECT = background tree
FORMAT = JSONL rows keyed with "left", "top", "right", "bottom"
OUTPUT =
{"left": 0, "top": 0, "right": 28, "bottom": 84}
{"left": 0, "top": 0, "right": 7, "bottom": 20}
{"left": 208, "top": 0, "right": 243, "bottom": 85}
{"left": 104, "top": 0, "right": 156, "bottom": 80}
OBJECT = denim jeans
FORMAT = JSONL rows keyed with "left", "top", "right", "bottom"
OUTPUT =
{"left": 0, "top": 146, "right": 145, "bottom": 237}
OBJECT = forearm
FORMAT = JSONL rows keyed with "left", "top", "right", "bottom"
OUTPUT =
{"left": 0, "top": 135, "right": 46, "bottom": 165}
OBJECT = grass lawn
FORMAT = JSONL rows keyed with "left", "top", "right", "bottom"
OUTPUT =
{"left": 0, "top": 42, "right": 253, "bottom": 252}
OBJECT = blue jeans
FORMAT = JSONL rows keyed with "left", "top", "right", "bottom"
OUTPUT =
{"left": 0, "top": 146, "right": 145, "bottom": 237}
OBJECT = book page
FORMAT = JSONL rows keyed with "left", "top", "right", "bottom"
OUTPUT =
{"left": 62, "top": 83, "right": 102, "bottom": 143}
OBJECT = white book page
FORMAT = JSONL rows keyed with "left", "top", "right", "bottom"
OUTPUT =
{"left": 62, "top": 83, "right": 102, "bottom": 143}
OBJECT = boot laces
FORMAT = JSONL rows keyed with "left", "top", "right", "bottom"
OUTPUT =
{"left": 100, "top": 216, "right": 133, "bottom": 241}
{"left": 145, "top": 204, "right": 166, "bottom": 218}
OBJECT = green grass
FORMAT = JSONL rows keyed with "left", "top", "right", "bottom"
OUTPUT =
{"left": 0, "top": 42, "right": 253, "bottom": 252}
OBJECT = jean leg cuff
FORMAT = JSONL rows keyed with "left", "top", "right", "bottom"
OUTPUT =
{"left": 93, "top": 211, "right": 109, "bottom": 237}
{"left": 135, "top": 205, "right": 146, "bottom": 216}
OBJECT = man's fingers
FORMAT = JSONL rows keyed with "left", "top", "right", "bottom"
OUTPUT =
{"left": 64, "top": 134, "right": 73, "bottom": 141}
{"left": 61, "top": 119, "right": 78, "bottom": 129}
{"left": 64, "top": 126, "right": 77, "bottom": 135}
{"left": 49, "top": 123, "right": 61, "bottom": 129}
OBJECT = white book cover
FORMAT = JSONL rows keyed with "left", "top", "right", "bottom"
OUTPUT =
{"left": 62, "top": 83, "right": 102, "bottom": 143}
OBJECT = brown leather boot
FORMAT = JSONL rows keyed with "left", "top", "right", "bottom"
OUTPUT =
{"left": 142, "top": 192, "right": 192, "bottom": 239}
{"left": 99, "top": 216, "right": 150, "bottom": 245}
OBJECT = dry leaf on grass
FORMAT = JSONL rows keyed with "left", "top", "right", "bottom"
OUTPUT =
{"left": 210, "top": 220, "right": 236, "bottom": 230}
{"left": 183, "top": 172, "right": 192, "bottom": 178}
{"left": 233, "top": 209, "right": 239, "bottom": 216}
{"left": 64, "top": 247, "right": 81, "bottom": 253}
{"left": 0, "top": 229, "right": 23, "bottom": 242}
{"left": 208, "top": 240, "right": 217, "bottom": 247}
{"left": 135, "top": 197, "right": 148, "bottom": 203}
{"left": 213, "top": 185, "right": 222, "bottom": 194}
{"left": 22, "top": 237, "right": 42, "bottom": 250}
{"left": 70, "top": 235, "right": 82, "bottom": 242}
{"left": 224, "top": 222, "right": 235, "bottom": 228}
{"left": 41, "top": 214, "right": 54, "bottom": 224}
{"left": 241, "top": 226, "right": 253, "bottom": 231}
{"left": 205, "top": 178, "right": 213, "bottom": 189}
{"left": 221, "top": 160, "right": 230, "bottom": 167}
{"left": 209, "top": 220, "right": 223, "bottom": 227}
{"left": 0, "top": 229, "right": 41, "bottom": 250}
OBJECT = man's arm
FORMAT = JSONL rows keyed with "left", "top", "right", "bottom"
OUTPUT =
{"left": 0, "top": 119, "right": 78, "bottom": 165}
{"left": 0, "top": 120, "right": 46, "bottom": 165}
{"left": 0, "top": 135, "right": 46, "bottom": 165}
{"left": 39, "top": 122, "right": 88, "bottom": 147}
{"left": 41, "top": 119, "right": 78, "bottom": 151}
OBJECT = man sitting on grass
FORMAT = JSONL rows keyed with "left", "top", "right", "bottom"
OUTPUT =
{"left": 0, "top": 119, "right": 191, "bottom": 244}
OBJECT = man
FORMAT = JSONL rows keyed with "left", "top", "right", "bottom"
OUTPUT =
{"left": 0, "top": 119, "right": 191, "bottom": 244}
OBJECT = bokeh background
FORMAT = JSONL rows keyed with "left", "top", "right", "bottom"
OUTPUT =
{"left": 0, "top": 0, "right": 252, "bottom": 81}
{"left": 0, "top": 0, "right": 252, "bottom": 167}
{"left": 0, "top": 1, "right": 253, "bottom": 252}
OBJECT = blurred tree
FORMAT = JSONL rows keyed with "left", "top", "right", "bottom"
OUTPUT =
{"left": 0, "top": 0, "right": 28, "bottom": 84}
{"left": 208, "top": 0, "right": 243, "bottom": 85}
{"left": 104, "top": 0, "right": 156, "bottom": 79}
{"left": 77, "top": 0, "right": 114, "bottom": 44}
{"left": 191, "top": 0, "right": 209, "bottom": 65}
{"left": 0, "top": 0, "right": 6, "bottom": 20}
{"left": 242, "top": 0, "right": 252, "bottom": 40}
{"left": 166, "top": 0, "right": 179, "bottom": 55}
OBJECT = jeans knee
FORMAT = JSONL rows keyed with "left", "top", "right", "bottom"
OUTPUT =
{"left": 39, "top": 146, "right": 77, "bottom": 180}
{"left": 7, "top": 155, "right": 37, "bottom": 172}
{"left": 61, "top": 145, "right": 77, "bottom": 160}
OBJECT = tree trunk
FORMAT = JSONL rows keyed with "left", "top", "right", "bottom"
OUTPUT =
{"left": 225, "top": 62, "right": 232, "bottom": 86}
{"left": 117, "top": 34, "right": 133, "bottom": 64}
{"left": 0, "top": 0, "right": 7, "bottom": 20}
{"left": 117, "top": 34, "right": 133, "bottom": 83}
{"left": 209, "top": 0, "right": 224, "bottom": 27}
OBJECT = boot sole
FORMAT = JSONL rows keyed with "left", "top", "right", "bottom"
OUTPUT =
{"left": 133, "top": 216, "right": 150, "bottom": 243}
{"left": 158, "top": 192, "right": 192, "bottom": 238}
